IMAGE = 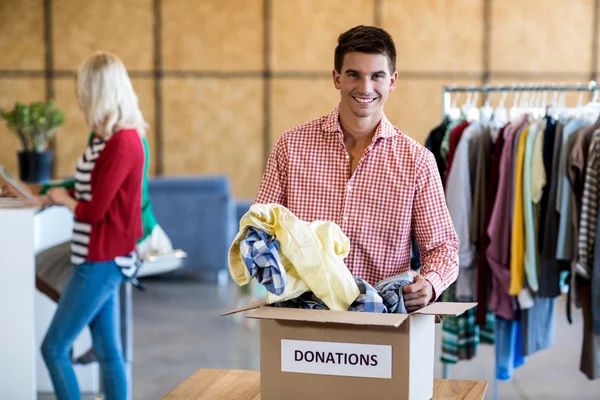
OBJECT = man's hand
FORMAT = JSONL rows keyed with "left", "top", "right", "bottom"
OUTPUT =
{"left": 402, "top": 271, "right": 434, "bottom": 312}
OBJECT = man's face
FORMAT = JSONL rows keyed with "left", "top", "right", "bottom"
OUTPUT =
{"left": 332, "top": 52, "right": 397, "bottom": 119}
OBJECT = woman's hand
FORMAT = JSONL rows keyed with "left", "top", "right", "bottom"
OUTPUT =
{"left": 47, "top": 187, "right": 71, "bottom": 205}
{"left": 47, "top": 187, "right": 78, "bottom": 212}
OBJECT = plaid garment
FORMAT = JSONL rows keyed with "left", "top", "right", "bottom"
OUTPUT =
{"left": 240, "top": 226, "right": 286, "bottom": 296}
{"left": 274, "top": 277, "right": 385, "bottom": 313}
{"left": 273, "top": 274, "right": 415, "bottom": 314}
{"left": 374, "top": 273, "right": 415, "bottom": 314}
{"left": 440, "top": 281, "right": 495, "bottom": 364}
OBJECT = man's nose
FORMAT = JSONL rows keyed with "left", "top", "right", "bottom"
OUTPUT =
{"left": 358, "top": 76, "right": 373, "bottom": 94}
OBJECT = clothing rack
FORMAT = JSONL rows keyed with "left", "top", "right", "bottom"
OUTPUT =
{"left": 442, "top": 81, "right": 599, "bottom": 119}
{"left": 438, "top": 80, "right": 599, "bottom": 400}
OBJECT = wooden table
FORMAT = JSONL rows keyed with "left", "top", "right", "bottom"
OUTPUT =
{"left": 163, "top": 368, "right": 488, "bottom": 400}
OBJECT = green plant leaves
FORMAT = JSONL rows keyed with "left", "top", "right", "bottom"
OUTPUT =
{"left": 0, "top": 100, "right": 65, "bottom": 152}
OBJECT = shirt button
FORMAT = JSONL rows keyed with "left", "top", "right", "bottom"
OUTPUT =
{"left": 343, "top": 216, "right": 349, "bottom": 222}
{"left": 347, "top": 185, "right": 352, "bottom": 191}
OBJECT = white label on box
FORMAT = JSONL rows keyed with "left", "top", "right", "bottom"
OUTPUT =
{"left": 281, "top": 339, "right": 392, "bottom": 379}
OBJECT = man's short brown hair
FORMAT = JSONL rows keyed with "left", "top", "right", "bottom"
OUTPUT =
{"left": 334, "top": 25, "right": 397, "bottom": 74}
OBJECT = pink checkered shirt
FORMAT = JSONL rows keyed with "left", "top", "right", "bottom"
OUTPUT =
{"left": 255, "top": 105, "right": 459, "bottom": 299}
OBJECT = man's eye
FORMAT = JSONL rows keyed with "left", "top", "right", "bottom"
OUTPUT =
{"left": 373, "top": 74, "right": 383, "bottom": 79}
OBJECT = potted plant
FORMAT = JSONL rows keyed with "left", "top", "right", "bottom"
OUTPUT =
{"left": 0, "top": 100, "right": 65, "bottom": 183}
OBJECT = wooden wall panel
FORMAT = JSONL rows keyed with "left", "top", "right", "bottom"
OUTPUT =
{"left": 271, "top": 0, "right": 374, "bottom": 72}
{"left": 382, "top": 0, "right": 484, "bottom": 73}
{"left": 386, "top": 79, "right": 483, "bottom": 144}
{"left": 162, "top": 78, "right": 264, "bottom": 199}
{"left": 0, "top": 0, "right": 44, "bottom": 70}
{"left": 490, "top": 0, "right": 594, "bottom": 73}
{"left": 162, "top": 0, "right": 263, "bottom": 71}
{"left": 0, "top": 79, "right": 46, "bottom": 174}
{"left": 53, "top": 78, "right": 89, "bottom": 178}
{"left": 270, "top": 78, "right": 341, "bottom": 144}
{"left": 53, "top": 0, "right": 154, "bottom": 71}
{"left": 132, "top": 79, "right": 157, "bottom": 175}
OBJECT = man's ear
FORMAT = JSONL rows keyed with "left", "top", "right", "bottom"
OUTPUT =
{"left": 389, "top": 71, "right": 398, "bottom": 92}
{"left": 332, "top": 69, "right": 341, "bottom": 90}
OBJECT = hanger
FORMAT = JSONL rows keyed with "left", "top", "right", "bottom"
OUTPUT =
{"left": 494, "top": 88, "right": 509, "bottom": 127}
{"left": 467, "top": 89, "right": 480, "bottom": 122}
{"left": 479, "top": 85, "right": 494, "bottom": 122}
{"left": 448, "top": 91, "right": 462, "bottom": 120}
{"left": 509, "top": 84, "right": 522, "bottom": 121}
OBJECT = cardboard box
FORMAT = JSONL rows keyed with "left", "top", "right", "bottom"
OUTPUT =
{"left": 224, "top": 300, "right": 476, "bottom": 400}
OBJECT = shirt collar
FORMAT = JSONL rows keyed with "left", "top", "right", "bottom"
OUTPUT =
{"left": 323, "top": 103, "right": 399, "bottom": 140}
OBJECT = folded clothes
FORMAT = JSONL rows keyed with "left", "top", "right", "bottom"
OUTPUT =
{"left": 273, "top": 273, "right": 415, "bottom": 314}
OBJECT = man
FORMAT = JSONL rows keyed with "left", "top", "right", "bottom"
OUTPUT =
{"left": 255, "top": 25, "right": 459, "bottom": 311}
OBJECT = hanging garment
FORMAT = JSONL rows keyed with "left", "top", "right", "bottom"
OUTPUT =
{"left": 487, "top": 119, "right": 526, "bottom": 321}
{"left": 441, "top": 118, "right": 465, "bottom": 162}
{"left": 556, "top": 120, "right": 588, "bottom": 260}
{"left": 577, "top": 130, "right": 600, "bottom": 336}
{"left": 476, "top": 125, "right": 507, "bottom": 326}
{"left": 539, "top": 116, "right": 558, "bottom": 252}
{"left": 446, "top": 122, "right": 486, "bottom": 300}
{"left": 425, "top": 117, "right": 451, "bottom": 180}
{"left": 444, "top": 119, "right": 470, "bottom": 187}
{"left": 577, "top": 276, "right": 600, "bottom": 380}
{"left": 523, "top": 120, "right": 547, "bottom": 293}
{"left": 229, "top": 203, "right": 360, "bottom": 311}
{"left": 495, "top": 316, "right": 526, "bottom": 381}
{"left": 575, "top": 129, "right": 600, "bottom": 280}
{"left": 509, "top": 124, "right": 531, "bottom": 296}
{"left": 520, "top": 297, "right": 556, "bottom": 356}
{"left": 593, "top": 200, "right": 600, "bottom": 335}
{"left": 540, "top": 121, "right": 567, "bottom": 297}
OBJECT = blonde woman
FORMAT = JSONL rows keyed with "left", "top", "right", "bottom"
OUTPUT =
{"left": 40, "top": 52, "right": 145, "bottom": 400}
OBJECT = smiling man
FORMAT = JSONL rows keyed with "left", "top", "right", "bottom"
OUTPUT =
{"left": 255, "top": 25, "right": 459, "bottom": 311}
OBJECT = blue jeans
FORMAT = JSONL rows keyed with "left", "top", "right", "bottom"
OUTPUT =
{"left": 41, "top": 260, "right": 126, "bottom": 400}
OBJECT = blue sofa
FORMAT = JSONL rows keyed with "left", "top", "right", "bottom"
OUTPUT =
{"left": 148, "top": 176, "right": 238, "bottom": 280}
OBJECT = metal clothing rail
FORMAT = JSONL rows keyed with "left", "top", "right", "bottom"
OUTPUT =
{"left": 438, "top": 80, "right": 599, "bottom": 400}
{"left": 442, "top": 81, "right": 599, "bottom": 119}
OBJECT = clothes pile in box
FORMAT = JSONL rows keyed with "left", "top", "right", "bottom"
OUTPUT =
{"left": 228, "top": 203, "right": 414, "bottom": 313}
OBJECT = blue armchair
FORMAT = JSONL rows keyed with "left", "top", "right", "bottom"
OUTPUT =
{"left": 148, "top": 176, "right": 236, "bottom": 280}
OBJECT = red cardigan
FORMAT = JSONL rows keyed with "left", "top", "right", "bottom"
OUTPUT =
{"left": 74, "top": 129, "right": 144, "bottom": 262}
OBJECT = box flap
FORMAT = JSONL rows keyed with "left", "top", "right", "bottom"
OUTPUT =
{"left": 414, "top": 302, "right": 477, "bottom": 317}
{"left": 221, "top": 300, "right": 267, "bottom": 316}
{"left": 247, "top": 306, "right": 410, "bottom": 327}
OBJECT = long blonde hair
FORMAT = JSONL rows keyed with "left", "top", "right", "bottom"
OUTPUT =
{"left": 76, "top": 51, "right": 147, "bottom": 138}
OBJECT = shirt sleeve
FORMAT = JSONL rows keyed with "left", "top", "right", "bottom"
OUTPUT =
{"left": 255, "top": 134, "right": 288, "bottom": 206}
{"left": 74, "top": 137, "right": 137, "bottom": 225}
{"left": 412, "top": 148, "right": 460, "bottom": 300}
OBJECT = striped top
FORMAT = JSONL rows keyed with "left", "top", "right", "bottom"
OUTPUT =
{"left": 71, "top": 135, "right": 137, "bottom": 272}
{"left": 577, "top": 129, "right": 600, "bottom": 279}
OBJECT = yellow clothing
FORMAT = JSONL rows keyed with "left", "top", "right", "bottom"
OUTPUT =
{"left": 509, "top": 125, "right": 530, "bottom": 296}
{"left": 228, "top": 203, "right": 360, "bottom": 311}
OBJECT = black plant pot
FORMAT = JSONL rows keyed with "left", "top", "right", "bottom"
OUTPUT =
{"left": 17, "top": 151, "right": 54, "bottom": 183}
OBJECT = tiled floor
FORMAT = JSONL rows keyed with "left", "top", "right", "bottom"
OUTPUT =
{"left": 41, "top": 279, "right": 600, "bottom": 399}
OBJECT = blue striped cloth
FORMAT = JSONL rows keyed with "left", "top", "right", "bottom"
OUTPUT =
{"left": 239, "top": 226, "right": 286, "bottom": 296}
{"left": 274, "top": 277, "right": 387, "bottom": 313}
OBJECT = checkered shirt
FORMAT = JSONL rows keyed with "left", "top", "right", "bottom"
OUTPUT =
{"left": 255, "top": 104, "right": 459, "bottom": 299}
{"left": 240, "top": 226, "right": 286, "bottom": 296}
